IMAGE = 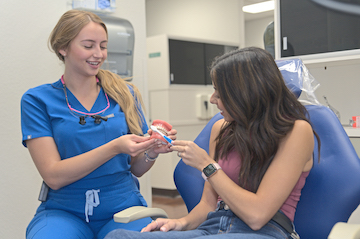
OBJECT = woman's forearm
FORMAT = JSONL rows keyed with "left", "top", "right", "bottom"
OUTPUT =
{"left": 130, "top": 150, "right": 158, "bottom": 177}
{"left": 180, "top": 200, "right": 214, "bottom": 231}
{"left": 28, "top": 134, "right": 156, "bottom": 190}
{"left": 181, "top": 182, "right": 218, "bottom": 231}
{"left": 28, "top": 137, "right": 121, "bottom": 190}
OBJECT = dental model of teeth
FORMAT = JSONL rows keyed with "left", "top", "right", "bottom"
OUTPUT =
{"left": 150, "top": 120, "right": 172, "bottom": 144}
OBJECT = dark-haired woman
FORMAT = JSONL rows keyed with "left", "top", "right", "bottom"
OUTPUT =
{"left": 105, "top": 47, "right": 318, "bottom": 239}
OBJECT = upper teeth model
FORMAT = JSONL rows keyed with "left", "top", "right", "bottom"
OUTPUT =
{"left": 150, "top": 120, "right": 173, "bottom": 144}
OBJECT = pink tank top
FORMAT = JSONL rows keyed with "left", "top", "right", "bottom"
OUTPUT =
{"left": 217, "top": 150, "right": 310, "bottom": 222}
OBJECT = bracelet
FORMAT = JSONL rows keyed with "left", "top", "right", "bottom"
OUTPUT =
{"left": 144, "top": 150, "right": 158, "bottom": 162}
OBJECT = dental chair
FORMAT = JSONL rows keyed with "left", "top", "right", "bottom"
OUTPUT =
{"left": 173, "top": 58, "right": 360, "bottom": 239}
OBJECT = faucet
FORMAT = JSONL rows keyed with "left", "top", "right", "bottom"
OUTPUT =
{"left": 323, "top": 95, "right": 341, "bottom": 122}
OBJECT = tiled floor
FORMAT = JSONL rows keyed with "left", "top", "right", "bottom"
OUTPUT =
{"left": 152, "top": 193, "right": 188, "bottom": 219}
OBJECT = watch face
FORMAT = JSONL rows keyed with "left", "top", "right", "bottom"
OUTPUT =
{"left": 203, "top": 164, "right": 217, "bottom": 177}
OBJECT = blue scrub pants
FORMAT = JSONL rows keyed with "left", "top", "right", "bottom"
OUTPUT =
{"left": 26, "top": 173, "right": 152, "bottom": 239}
{"left": 104, "top": 207, "right": 292, "bottom": 239}
{"left": 26, "top": 209, "right": 152, "bottom": 239}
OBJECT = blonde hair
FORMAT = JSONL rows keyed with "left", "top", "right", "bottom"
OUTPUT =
{"left": 49, "top": 10, "right": 145, "bottom": 135}
{"left": 97, "top": 70, "right": 146, "bottom": 135}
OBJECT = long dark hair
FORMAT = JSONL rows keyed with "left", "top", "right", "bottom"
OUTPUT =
{"left": 211, "top": 47, "right": 319, "bottom": 193}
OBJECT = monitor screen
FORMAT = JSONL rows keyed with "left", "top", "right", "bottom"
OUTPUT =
{"left": 278, "top": 0, "right": 360, "bottom": 59}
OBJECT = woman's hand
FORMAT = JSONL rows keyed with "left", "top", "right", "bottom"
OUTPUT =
{"left": 141, "top": 218, "right": 185, "bottom": 232}
{"left": 171, "top": 140, "right": 213, "bottom": 171}
{"left": 114, "top": 134, "right": 157, "bottom": 157}
{"left": 147, "top": 128, "right": 177, "bottom": 155}
{"left": 130, "top": 128, "right": 177, "bottom": 176}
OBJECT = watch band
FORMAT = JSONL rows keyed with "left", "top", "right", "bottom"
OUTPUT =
{"left": 202, "top": 163, "right": 221, "bottom": 181}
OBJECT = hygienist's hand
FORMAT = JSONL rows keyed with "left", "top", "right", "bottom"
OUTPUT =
{"left": 148, "top": 128, "right": 177, "bottom": 154}
{"left": 141, "top": 218, "right": 185, "bottom": 232}
{"left": 171, "top": 140, "right": 213, "bottom": 171}
{"left": 115, "top": 134, "right": 157, "bottom": 157}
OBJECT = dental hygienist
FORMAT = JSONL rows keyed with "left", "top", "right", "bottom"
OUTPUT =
{"left": 21, "top": 9, "right": 176, "bottom": 239}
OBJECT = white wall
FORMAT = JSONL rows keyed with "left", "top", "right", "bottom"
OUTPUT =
{"left": 305, "top": 60, "right": 360, "bottom": 126}
{"left": 0, "top": 1, "right": 149, "bottom": 238}
{"left": 146, "top": 0, "right": 245, "bottom": 47}
{"left": 245, "top": 16, "right": 274, "bottom": 48}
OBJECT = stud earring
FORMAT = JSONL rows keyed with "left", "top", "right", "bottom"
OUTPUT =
{"left": 59, "top": 50, "right": 66, "bottom": 57}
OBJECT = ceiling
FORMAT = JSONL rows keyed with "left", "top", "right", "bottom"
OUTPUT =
{"left": 244, "top": 0, "right": 268, "bottom": 3}
{"left": 243, "top": 0, "right": 274, "bottom": 21}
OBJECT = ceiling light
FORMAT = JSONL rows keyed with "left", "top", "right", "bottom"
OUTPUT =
{"left": 242, "top": 0, "right": 274, "bottom": 14}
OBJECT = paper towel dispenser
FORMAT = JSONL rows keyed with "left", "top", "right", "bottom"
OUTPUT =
{"left": 99, "top": 15, "right": 134, "bottom": 79}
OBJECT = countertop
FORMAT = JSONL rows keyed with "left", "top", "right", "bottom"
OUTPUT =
{"left": 344, "top": 126, "right": 360, "bottom": 137}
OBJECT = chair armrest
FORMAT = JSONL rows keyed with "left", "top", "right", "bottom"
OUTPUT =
{"left": 113, "top": 206, "right": 168, "bottom": 223}
{"left": 328, "top": 222, "right": 360, "bottom": 239}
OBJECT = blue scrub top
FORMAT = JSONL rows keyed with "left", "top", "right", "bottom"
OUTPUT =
{"left": 21, "top": 78, "right": 149, "bottom": 185}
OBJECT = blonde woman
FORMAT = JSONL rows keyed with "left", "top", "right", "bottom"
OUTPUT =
{"left": 21, "top": 10, "right": 175, "bottom": 239}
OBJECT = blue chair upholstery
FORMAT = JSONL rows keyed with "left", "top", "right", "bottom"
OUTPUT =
{"left": 173, "top": 58, "right": 360, "bottom": 238}
{"left": 294, "top": 104, "right": 360, "bottom": 238}
{"left": 174, "top": 112, "right": 223, "bottom": 212}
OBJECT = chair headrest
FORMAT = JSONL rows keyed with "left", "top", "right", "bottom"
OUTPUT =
{"left": 276, "top": 58, "right": 303, "bottom": 99}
